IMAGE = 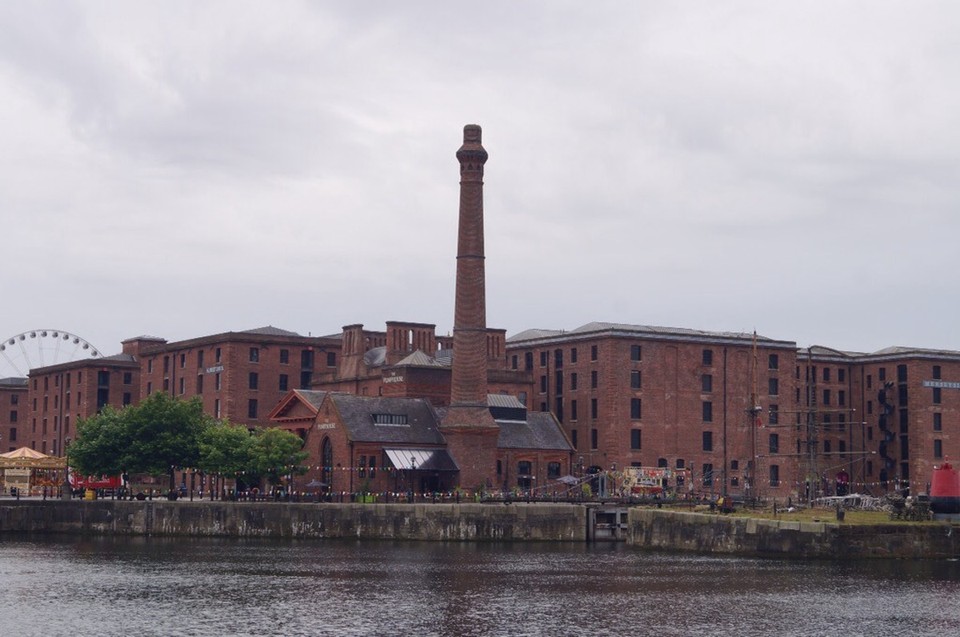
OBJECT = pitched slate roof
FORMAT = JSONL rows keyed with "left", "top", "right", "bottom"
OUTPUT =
{"left": 122, "top": 335, "right": 167, "bottom": 342}
{"left": 487, "top": 394, "right": 527, "bottom": 422}
{"left": 870, "top": 345, "right": 960, "bottom": 357}
{"left": 803, "top": 345, "right": 858, "bottom": 357}
{"left": 98, "top": 353, "right": 138, "bottom": 363}
{"left": 434, "top": 397, "right": 573, "bottom": 453}
{"left": 509, "top": 322, "right": 794, "bottom": 347}
{"left": 508, "top": 328, "right": 566, "bottom": 341}
{"left": 393, "top": 350, "right": 445, "bottom": 367}
{"left": 293, "top": 389, "right": 327, "bottom": 411}
{"left": 800, "top": 344, "right": 960, "bottom": 362}
{"left": 487, "top": 394, "right": 524, "bottom": 409}
{"left": 496, "top": 412, "right": 572, "bottom": 451}
{"left": 241, "top": 326, "right": 302, "bottom": 337}
{"left": 329, "top": 394, "right": 445, "bottom": 445}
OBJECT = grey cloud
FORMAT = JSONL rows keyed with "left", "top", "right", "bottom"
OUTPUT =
{"left": 2, "top": 1, "right": 960, "bottom": 365}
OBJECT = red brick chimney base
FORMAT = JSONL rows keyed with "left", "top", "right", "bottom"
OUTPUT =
{"left": 442, "top": 409, "right": 499, "bottom": 491}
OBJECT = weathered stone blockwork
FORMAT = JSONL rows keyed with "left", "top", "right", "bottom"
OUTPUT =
{"left": 627, "top": 509, "right": 960, "bottom": 559}
{"left": 0, "top": 500, "right": 587, "bottom": 542}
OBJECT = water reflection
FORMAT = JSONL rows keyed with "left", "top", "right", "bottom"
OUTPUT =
{"left": 0, "top": 537, "right": 958, "bottom": 636}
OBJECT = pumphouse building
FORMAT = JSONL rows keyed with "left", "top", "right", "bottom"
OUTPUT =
{"left": 265, "top": 124, "right": 574, "bottom": 494}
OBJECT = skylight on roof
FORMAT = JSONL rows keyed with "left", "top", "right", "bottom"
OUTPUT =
{"left": 372, "top": 413, "right": 409, "bottom": 426}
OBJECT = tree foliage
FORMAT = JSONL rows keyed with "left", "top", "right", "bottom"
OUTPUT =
{"left": 69, "top": 393, "right": 307, "bottom": 490}
{"left": 249, "top": 427, "right": 309, "bottom": 484}
{"left": 198, "top": 422, "right": 254, "bottom": 477}
{"left": 67, "top": 406, "right": 130, "bottom": 477}
{"left": 70, "top": 393, "right": 216, "bottom": 480}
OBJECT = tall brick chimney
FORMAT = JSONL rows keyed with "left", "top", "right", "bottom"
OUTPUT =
{"left": 441, "top": 124, "right": 499, "bottom": 490}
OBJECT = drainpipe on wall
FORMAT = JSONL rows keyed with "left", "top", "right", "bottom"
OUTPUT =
{"left": 722, "top": 347, "right": 728, "bottom": 498}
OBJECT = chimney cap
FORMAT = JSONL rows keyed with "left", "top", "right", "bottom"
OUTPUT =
{"left": 457, "top": 124, "right": 487, "bottom": 165}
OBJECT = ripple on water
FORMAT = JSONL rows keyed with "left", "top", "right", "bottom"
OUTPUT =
{"left": 0, "top": 538, "right": 958, "bottom": 637}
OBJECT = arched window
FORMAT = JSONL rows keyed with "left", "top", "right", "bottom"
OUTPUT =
{"left": 321, "top": 437, "right": 333, "bottom": 488}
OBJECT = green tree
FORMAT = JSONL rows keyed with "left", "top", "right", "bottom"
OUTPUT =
{"left": 198, "top": 421, "right": 254, "bottom": 477}
{"left": 68, "top": 406, "right": 131, "bottom": 477}
{"left": 70, "top": 393, "right": 216, "bottom": 488}
{"left": 249, "top": 427, "right": 308, "bottom": 487}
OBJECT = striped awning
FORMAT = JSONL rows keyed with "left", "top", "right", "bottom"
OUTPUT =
{"left": 383, "top": 448, "right": 458, "bottom": 472}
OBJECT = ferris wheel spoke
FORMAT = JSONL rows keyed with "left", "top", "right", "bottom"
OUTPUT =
{"left": 18, "top": 338, "right": 33, "bottom": 371}
{"left": 51, "top": 335, "right": 62, "bottom": 363}
{"left": 0, "top": 329, "right": 100, "bottom": 378}
{"left": 0, "top": 348, "right": 24, "bottom": 377}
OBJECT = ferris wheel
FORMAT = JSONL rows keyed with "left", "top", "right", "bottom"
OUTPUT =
{"left": 0, "top": 329, "right": 101, "bottom": 378}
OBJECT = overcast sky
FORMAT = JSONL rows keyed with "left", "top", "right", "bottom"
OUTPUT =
{"left": 2, "top": 1, "right": 959, "bottom": 373}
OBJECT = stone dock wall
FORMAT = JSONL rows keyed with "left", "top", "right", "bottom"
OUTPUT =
{"left": 627, "top": 509, "right": 960, "bottom": 559}
{"left": 3, "top": 501, "right": 958, "bottom": 558}
{"left": 0, "top": 500, "right": 588, "bottom": 542}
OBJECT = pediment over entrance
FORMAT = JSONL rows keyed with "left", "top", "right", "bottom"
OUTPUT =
{"left": 267, "top": 390, "right": 327, "bottom": 423}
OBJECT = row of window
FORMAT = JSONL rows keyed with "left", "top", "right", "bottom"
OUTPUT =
{"left": 522, "top": 347, "right": 598, "bottom": 371}
{"left": 522, "top": 345, "right": 781, "bottom": 371}
{"left": 549, "top": 381, "right": 940, "bottom": 428}
{"left": 30, "top": 387, "right": 133, "bottom": 414}
{"left": 539, "top": 370, "right": 789, "bottom": 401}
{"left": 569, "top": 428, "right": 599, "bottom": 451}
{"left": 497, "top": 460, "right": 563, "bottom": 481}
{"left": 525, "top": 349, "right": 958, "bottom": 410}
{"left": 627, "top": 429, "right": 792, "bottom": 455}
{"left": 607, "top": 360, "right": 948, "bottom": 391}
{"left": 539, "top": 370, "right": 601, "bottom": 394}
{"left": 800, "top": 366, "right": 847, "bottom": 383}
{"left": 148, "top": 348, "right": 336, "bottom": 374}
{"left": 542, "top": 364, "right": 952, "bottom": 421}
{"left": 541, "top": 398, "right": 600, "bottom": 423}
{"left": 797, "top": 386, "right": 850, "bottom": 407}
{"left": 551, "top": 396, "right": 785, "bottom": 426}
{"left": 32, "top": 371, "right": 134, "bottom": 392}
{"left": 149, "top": 370, "right": 312, "bottom": 397}
{"left": 30, "top": 412, "right": 74, "bottom": 435}
{"left": 864, "top": 364, "right": 944, "bottom": 388}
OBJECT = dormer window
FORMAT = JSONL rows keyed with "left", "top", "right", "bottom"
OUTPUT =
{"left": 373, "top": 413, "right": 409, "bottom": 426}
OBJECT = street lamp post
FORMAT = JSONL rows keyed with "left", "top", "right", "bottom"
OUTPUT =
{"left": 410, "top": 456, "right": 417, "bottom": 503}
{"left": 61, "top": 437, "right": 71, "bottom": 500}
{"left": 577, "top": 456, "right": 585, "bottom": 500}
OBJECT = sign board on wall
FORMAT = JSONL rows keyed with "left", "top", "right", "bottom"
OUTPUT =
{"left": 923, "top": 380, "right": 960, "bottom": 389}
